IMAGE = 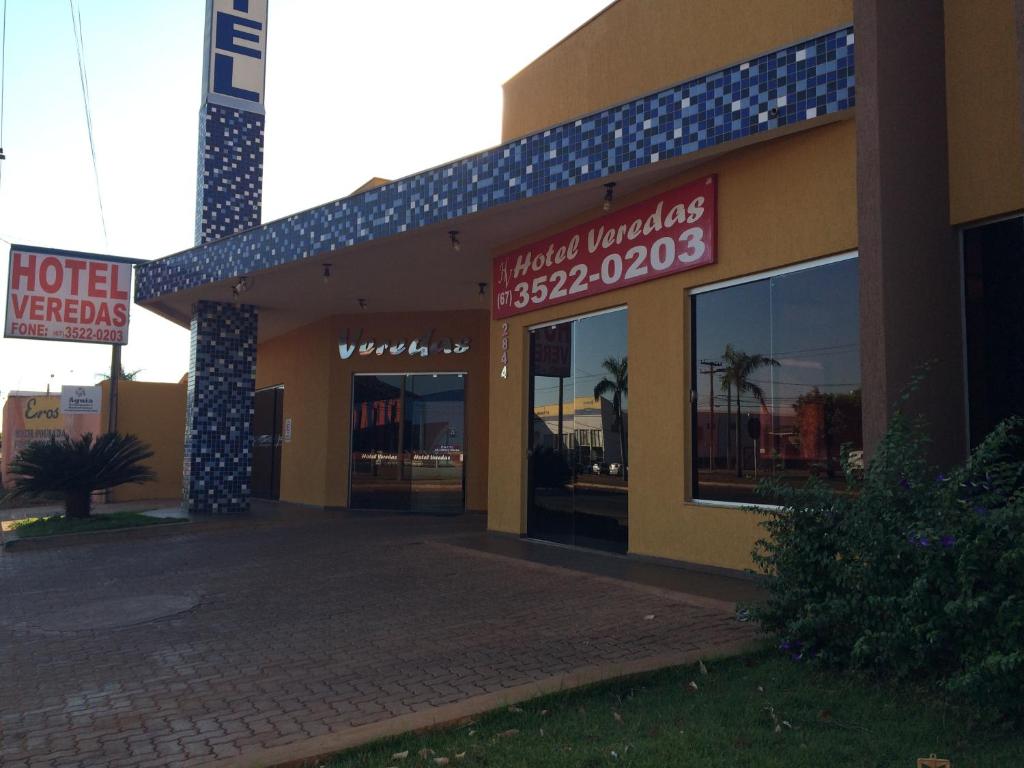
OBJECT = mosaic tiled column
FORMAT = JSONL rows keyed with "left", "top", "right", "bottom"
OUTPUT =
{"left": 183, "top": 301, "right": 258, "bottom": 514}
{"left": 194, "top": 102, "right": 265, "bottom": 245}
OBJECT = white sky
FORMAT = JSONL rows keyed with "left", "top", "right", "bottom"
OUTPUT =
{"left": 0, "top": 0, "right": 610, "bottom": 413}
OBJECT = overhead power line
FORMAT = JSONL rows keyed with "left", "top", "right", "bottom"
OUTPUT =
{"left": 0, "top": 0, "right": 8, "bottom": 192}
{"left": 69, "top": 0, "right": 108, "bottom": 244}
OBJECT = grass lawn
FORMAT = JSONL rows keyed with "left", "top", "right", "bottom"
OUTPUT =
{"left": 9, "top": 510, "right": 179, "bottom": 538}
{"left": 324, "top": 652, "right": 1022, "bottom": 768}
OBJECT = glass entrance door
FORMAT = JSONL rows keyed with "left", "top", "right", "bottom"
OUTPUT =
{"left": 252, "top": 385, "right": 283, "bottom": 499}
{"left": 528, "top": 309, "right": 628, "bottom": 552}
{"left": 351, "top": 375, "right": 406, "bottom": 509}
{"left": 350, "top": 373, "right": 466, "bottom": 513}
{"left": 404, "top": 375, "right": 466, "bottom": 513}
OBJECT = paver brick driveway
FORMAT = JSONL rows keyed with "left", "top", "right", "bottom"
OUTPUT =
{"left": 0, "top": 507, "right": 758, "bottom": 767}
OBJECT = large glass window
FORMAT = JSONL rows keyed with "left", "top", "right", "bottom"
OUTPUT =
{"left": 528, "top": 308, "right": 628, "bottom": 552}
{"left": 691, "top": 256, "right": 861, "bottom": 504}
{"left": 963, "top": 217, "right": 1024, "bottom": 447}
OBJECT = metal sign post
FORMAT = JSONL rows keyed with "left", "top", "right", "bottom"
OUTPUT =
{"left": 108, "top": 344, "right": 121, "bottom": 434}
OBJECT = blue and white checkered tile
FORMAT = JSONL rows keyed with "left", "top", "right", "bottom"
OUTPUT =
{"left": 182, "top": 300, "right": 258, "bottom": 514}
{"left": 138, "top": 27, "right": 854, "bottom": 301}
{"left": 194, "top": 103, "right": 265, "bottom": 245}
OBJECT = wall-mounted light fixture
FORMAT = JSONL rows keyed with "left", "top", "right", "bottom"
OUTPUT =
{"left": 448, "top": 230, "right": 461, "bottom": 252}
{"left": 603, "top": 182, "right": 617, "bottom": 212}
{"left": 232, "top": 275, "right": 249, "bottom": 301}
{"left": 357, "top": 298, "right": 367, "bottom": 310}
{"left": 478, "top": 282, "right": 487, "bottom": 301}
{"left": 322, "top": 263, "right": 332, "bottom": 284}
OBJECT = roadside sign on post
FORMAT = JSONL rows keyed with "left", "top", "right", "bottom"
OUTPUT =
{"left": 5, "top": 245, "right": 134, "bottom": 345}
{"left": 5, "top": 244, "right": 145, "bottom": 442}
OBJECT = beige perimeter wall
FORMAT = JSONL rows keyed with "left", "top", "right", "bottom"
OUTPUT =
{"left": 100, "top": 379, "right": 187, "bottom": 502}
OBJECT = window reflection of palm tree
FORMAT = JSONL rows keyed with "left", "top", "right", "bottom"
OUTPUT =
{"left": 719, "top": 344, "right": 779, "bottom": 477}
{"left": 593, "top": 356, "right": 628, "bottom": 480}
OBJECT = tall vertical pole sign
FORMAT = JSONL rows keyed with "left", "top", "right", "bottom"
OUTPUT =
{"left": 203, "top": 0, "right": 268, "bottom": 109}
{"left": 5, "top": 245, "right": 142, "bottom": 432}
{"left": 196, "top": 0, "right": 268, "bottom": 245}
{"left": 181, "top": 1, "right": 267, "bottom": 516}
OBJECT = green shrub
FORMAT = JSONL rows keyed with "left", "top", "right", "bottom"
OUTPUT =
{"left": 4, "top": 432, "right": 155, "bottom": 518}
{"left": 752, "top": 412, "right": 1024, "bottom": 724}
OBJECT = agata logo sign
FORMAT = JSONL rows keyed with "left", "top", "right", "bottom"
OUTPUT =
{"left": 339, "top": 329, "right": 471, "bottom": 360}
{"left": 205, "top": 0, "right": 268, "bottom": 106}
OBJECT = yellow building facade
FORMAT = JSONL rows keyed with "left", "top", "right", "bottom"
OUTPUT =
{"left": 136, "top": 0, "right": 1024, "bottom": 575}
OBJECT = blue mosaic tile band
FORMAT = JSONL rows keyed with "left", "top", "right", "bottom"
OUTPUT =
{"left": 195, "top": 103, "right": 265, "bottom": 245}
{"left": 140, "top": 27, "right": 854, "bottom": 301}
{"left": 183, "top": 300, "right": 258, "bottom": 514}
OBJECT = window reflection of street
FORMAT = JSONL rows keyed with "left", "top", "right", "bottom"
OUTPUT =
{"left": 692, "top": 257, "right": 862, "bottom": 504}
{"left": 528, "top": 308, "right": 628, "bottom": 552}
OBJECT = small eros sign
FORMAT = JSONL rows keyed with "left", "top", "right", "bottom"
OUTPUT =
{"left": 5, "top": 246, "right": 132, "bottom": 345}
{"left": 493, "top": 176, "right": 716, "bottom": 319}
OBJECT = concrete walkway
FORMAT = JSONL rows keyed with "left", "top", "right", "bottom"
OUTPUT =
{"left": 0, "top": 498, "right": 184, "bottom": 523}
{"left": 0, "top": 503, "right": 761, "bottom": 767}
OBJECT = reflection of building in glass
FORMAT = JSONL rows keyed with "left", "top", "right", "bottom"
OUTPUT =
{"left": 350, "top": 375, "right": 467, "bottom": 513}
{"left": 532, "top": 395, "right": 627, "bottom": 465}
{"left": 695, "top": 388, "right": 862, "bottom": 473}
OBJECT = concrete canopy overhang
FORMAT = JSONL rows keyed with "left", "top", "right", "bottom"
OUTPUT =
{"left": 140, "top": 146, "right": 717, "bottom": 343}
{"left": 136, "top": 26, "right": 855, "bottom": 344}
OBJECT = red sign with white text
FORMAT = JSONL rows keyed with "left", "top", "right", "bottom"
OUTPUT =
{"left": 5, "top": 246, "right": 132, "bottom": 345}
{"left": 493, "top": 175, "right": 716, "bottom": 319}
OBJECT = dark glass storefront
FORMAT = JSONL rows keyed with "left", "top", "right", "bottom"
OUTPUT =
{"left": 691, "top": 256, "right": 862, "bottom": 504}
{"left": 527, "top": 308, "right": 628, "bottom": 552}
{"left": 350, "top": 373, "right": 466, "bottom": 513}
{"left": 963, "top": 217, "right": 1024, "bottom": 448}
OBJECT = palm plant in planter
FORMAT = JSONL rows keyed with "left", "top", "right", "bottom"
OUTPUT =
{"left": 6, "top": 433, "right": 155, "bottom": 518}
